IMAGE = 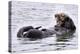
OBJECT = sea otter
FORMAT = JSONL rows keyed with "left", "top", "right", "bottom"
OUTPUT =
{"left": 17, "top": 13, "right": 76, "bottom": 39}
{"left": 54, "top": 13, "right": 76, "bottom": 31}
{"left": 54, "top": 13, "right": 76, "bottom": 36}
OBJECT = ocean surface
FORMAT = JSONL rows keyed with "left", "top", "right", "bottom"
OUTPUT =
{"left": 10, "top": 1, "right": 78, "bottom": 53}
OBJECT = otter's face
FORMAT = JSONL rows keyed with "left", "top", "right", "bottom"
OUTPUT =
{"left": 55, "top": 13, "right": 67, "bottom": 21}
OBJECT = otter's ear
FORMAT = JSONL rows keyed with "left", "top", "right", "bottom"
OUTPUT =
{"left": 64, "top": 16, "right": 70, "bottom": 21}
{"left": 55, "top": 14, "right": 59, "bottom": 18}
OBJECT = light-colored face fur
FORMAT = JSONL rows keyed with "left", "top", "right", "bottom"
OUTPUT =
{"left": 55, "top": 13, "right": 68, "bottom": 26}
{"left": 55, "top": 13, "right": 68, "bottom": 21}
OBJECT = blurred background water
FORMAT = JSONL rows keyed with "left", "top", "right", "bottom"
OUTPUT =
{"left": 10, "top": 1, "right": 78, "bottom": 53}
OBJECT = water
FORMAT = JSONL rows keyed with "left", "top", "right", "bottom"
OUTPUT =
{"left": 10, "top": 1, "right": 78, "bottom": 53}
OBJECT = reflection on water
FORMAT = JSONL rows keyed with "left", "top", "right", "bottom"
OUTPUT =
{"left": 56, "top": 31, "right": 75, "bottom": 42}
{"left": 55, "top": 31, "right": 76, "bottom": 50}
{"left": 11, "top": 32, "right": 77, "bottom": 53}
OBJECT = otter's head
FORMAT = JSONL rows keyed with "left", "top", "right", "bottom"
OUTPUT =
{"left": 55, "top": 13, "right": 68, "bottom": 21}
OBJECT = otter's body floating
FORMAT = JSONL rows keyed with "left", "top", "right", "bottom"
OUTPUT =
{"left": 17, "top": 13, "right": 76, "bottom": 40}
